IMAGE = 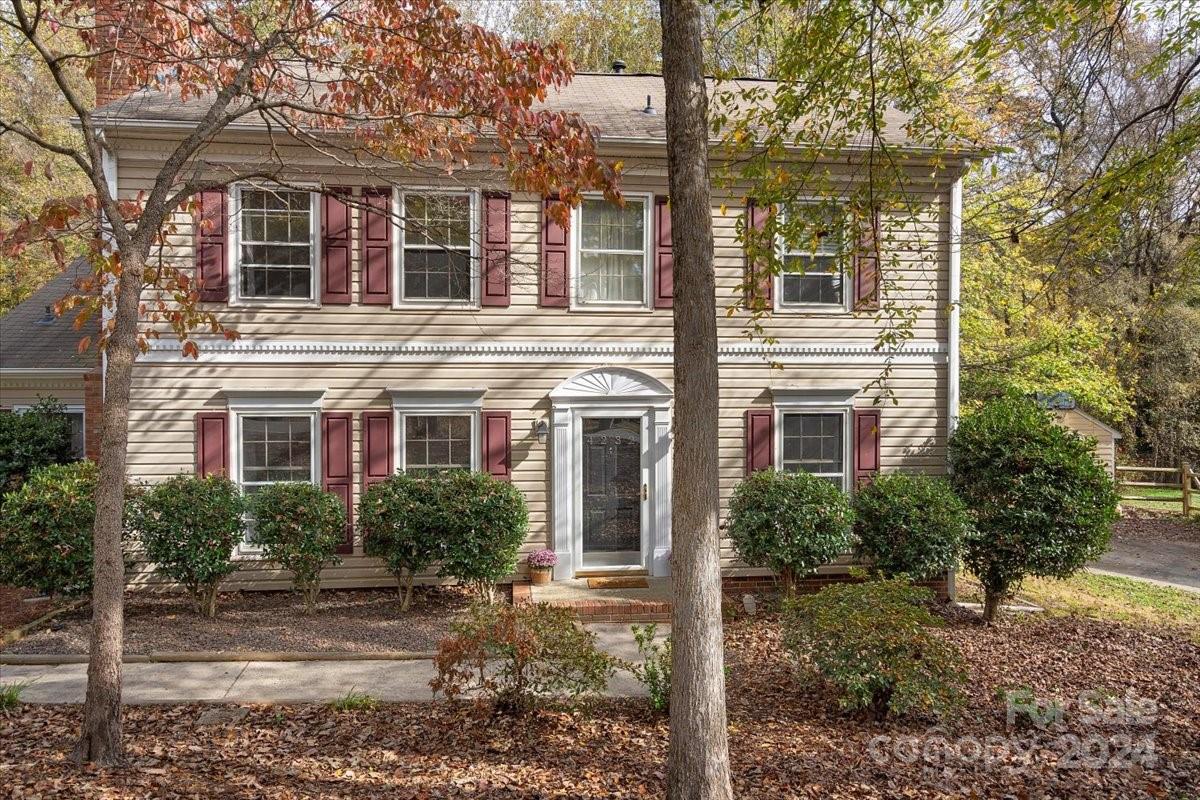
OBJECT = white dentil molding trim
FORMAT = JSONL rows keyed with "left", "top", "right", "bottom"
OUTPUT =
{"left": 139, "top": 339, "right": 947, "bottom": 365}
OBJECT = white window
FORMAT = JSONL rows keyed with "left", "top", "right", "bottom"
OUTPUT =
{"left": 574, "top": 195, "right": 651, "bottom": 308}
{"left": 390, "top": 388, "right": 485, "bottom": 474}
{"left": 778, "top": 205, "right": 847, "bottom": 309}
{"left": 227, "top": 391, "right": 323, "bottom": 552}
{"left": 772, "top": 388, "right": 855, "bottom": 492}
{"left": 399, "top": 191, "right": 476, "bottom": 304}
{"left": 233, "top": 186, "right": 317, "bottom": 302}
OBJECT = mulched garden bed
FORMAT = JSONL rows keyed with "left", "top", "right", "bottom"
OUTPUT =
{"left": 3, "top": 587, "right": 474, "bottom": 655}
{"left": 3, "top": 610, "right": 1197, "bottom": 798}
{"left": 0, "top": 585, "right": 58, "bottom": 633}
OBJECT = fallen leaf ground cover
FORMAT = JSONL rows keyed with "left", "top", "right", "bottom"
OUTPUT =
{"left": 3, "top": 610, "right": 1197, "bottom": 799}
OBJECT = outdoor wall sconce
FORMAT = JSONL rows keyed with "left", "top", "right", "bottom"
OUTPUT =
{"left": 533, "top": 419, "right": 549, "bottom": 444}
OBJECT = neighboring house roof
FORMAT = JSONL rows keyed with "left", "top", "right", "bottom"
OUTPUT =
{"left": 92, "top": 72, "right": 975, "bottom": 155}
{"left": 0, "top": 258, "right": 96, "bottom": 372}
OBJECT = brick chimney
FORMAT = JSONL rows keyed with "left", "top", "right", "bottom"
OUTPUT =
{"left": 93, "top": 0, "right": 146, "bottom": 106}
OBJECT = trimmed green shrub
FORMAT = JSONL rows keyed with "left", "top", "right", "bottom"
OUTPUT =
{"left": 783, "top": 579, "right": 967, "bottom": 721}
{"left": 248, "top": 482, "right": 345, "bottom": 613}
{"left": 949, "top": 395, "right": 1119, "bottom": 622}
{"left": 0, "top": 397, "right": 75, "bottom": 492}
{"left": 727, "top": 468, "right": 853, "bottom": 595}
{"left": 852, "top": 473, "right": 970, "bottom": 581}
{"left": 436, "top": 470, "right": 529, "bottom": 601}
{"left": 359, "top": 472, "right": 444, "bottom": 610}
{"left": 431, "top": 601, "right": 614, "bottom": 714}
{"left": 0, "top": 461, "right": 105, "bottom": 597}
{"left": 133, "top": 474, "right": 244, "bottom": 618}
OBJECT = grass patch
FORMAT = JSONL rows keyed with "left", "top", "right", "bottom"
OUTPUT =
{"left": 330, "top": 688, "right": 378, "bottom": 712}
{"left": 958, "top": 571, "right": 1200, "bottom": 639}
{"left": 0, "top": 682, "right": 27, "bottom": 714}
{"left": 1118, "top": 485, "right": 1197, "bottom": 517}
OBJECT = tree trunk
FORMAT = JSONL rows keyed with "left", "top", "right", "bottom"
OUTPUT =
{"left": 660, "top": 2, "right": 734, "bottom": 798}
{"left": 70, "top": 249, "right": 145, "bottom": 766}
{"left": 982, "top": 589, "right": 1002, "bottom": 623}
{"left": 400, "top": 571, "right": 414, "bottom": 612}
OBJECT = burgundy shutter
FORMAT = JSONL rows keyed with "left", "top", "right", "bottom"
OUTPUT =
{"left": 321, "top": 190, "right": 352, "bottom": 305}
{"left": 361, "top": 188, "right": 392, "bottom": 304}
{"left": 654, "top": 195, "right": 674, "bottom": 308}
{"left": 481, "top": 411, "right": 512, "bottom": 481}
{"left": 853, "top": 408, "right": 881, "bottom": 485}
{"left": 744, "top": 410, "right": 774, "bottom": 475}
{"left": 853, "top": 208, "right": 881, "bottom": 311}
{"left": 361, "top": 410, "right": 394, "bottom": 489}
{"left": 539, "top": 196, "right": 570, "bottom": 307}
{"left": 744, "top": 199, "right": 772, "bottom": 306}
{"left": 482, "top": 192, "right": 511, "bottom": 307}
{"left": 321, "top": 412, "right": 355, "bottom": 554}
{"left": 196, "top": 189, "right": 228, "bottom": 302}
{"left": 194, "top": 412, "right": 229, "bottom": 476}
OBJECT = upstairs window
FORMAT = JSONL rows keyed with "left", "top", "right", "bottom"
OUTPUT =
{"left": 575, "top": 196, "right": 649, "bottom": 307}
{"left": 236, "top": 188, "right": 315, "bottom": 300}
{"left": 779, "top": 207, "right": 846, "bottom": 308}
{"left": 401, "top": 193, "right": 474, "bottom": 302}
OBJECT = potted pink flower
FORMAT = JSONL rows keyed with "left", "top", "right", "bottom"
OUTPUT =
{"left": 527, "top": 549, "right": 557, "bottom": 585}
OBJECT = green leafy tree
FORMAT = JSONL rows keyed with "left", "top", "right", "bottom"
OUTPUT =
{"left": 949, "top": 395, "right": 1119, "bottom": 622}
{"left": 727, "top": 468, "right": 853, "bottom": 597}
{"left": 248, "top": 482, "right": 345, "bottom": 614}
{"left": 0, "top": 461, "right": 107, "bottom": 596}
{"left": 132, "top": 475, "right": 244, "bottom": 618}
{"left": 0, "top": 396, "right": 74, "bottom": 491}
{"left": 359, "top": 472, "right": 445, "bottom": 611}
{"left": 852, "top": 473, "right": 970, "bottom": 581}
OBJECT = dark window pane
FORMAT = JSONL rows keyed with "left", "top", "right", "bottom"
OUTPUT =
{"left": 404, "top": 414, "right": 472, "bottom": 471}
{"left": 781, "top": 412, "right": 844, "bottom": 479}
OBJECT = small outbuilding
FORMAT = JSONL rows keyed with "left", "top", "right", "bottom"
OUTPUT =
{"left": 1038, "top": 392, "right": 1121, "bottom": 477}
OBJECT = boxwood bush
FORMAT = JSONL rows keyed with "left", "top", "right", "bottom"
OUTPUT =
{"left": 359, "top": 472, "right": 444, "bottom": 610}
{"left": 727, "top": 468, "right": 853, "bottom": 596}
{"left": 248, "top": 482, "right": 345, "bottom": 613}
{"left": 783, "top": 579, "right": 967, "bottom": 721}
{"left": 852, "top": 473, "right": 970, "bottom": 581}
{"left": 0, "top": 397, "right": 75, "bottom": 492}
{"left": 132, "top": 474, "right": 244, "bottom": 617}
{"left": 949, "top": 395, "right": 1119, "bottom": 622}
{"left": 0, "top": 461, "right": 109, "bottom": 597}
{"left": 436, "top": 471, "right": 529, "bottom": 601}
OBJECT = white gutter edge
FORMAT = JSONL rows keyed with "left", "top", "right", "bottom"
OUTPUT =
{"left": 948, "top": 174, "right": 962, "bottom": 442}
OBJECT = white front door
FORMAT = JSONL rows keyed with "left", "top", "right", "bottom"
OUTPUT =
{"left": 579, "top": 415, "right": 646, "bottom": 569}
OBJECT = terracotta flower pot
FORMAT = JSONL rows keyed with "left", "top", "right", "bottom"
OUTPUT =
{"left": 530, "top": 566, "right": 553, "bottom": 586}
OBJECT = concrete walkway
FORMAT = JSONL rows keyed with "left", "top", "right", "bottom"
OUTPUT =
{"left": 0, "top": 623, "right": 656, "bottom": 705}
{"left": 1093, "top": 538, "right": 1200, "bottom": 594}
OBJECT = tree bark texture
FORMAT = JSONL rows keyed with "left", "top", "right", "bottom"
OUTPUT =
{"left": 660, "top": 1, "right": 735, "bottom": 798}
{"left": 71, "top": 250, "right": 145, "bottom": 766}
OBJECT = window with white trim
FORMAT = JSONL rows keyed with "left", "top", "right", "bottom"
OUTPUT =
{"left": 236, "top": 188, "right": 316, "bottom": 300}
{"left": 575, "top": 196, "right": 649, "bottom": 307}
{"left": 402, "top": 415, "right": 474, "bottom": 474}
{"left": 780, "top": 412, "right": 846, "bottom": 486}
{"left": 401, "top": 192, "right": 474, "bottom": 302}
{"left": 779, "top": 205, "right": 846, "bottom": 308}
{"left": 237, "top": 414, "right": 317, "bottom": 548}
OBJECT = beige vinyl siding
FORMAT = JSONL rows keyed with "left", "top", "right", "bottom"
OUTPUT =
{"left": 122, "top": 358, "right": 946, "bottom": 589}
{"left": 0, "top": 376, "right": 85, "bottom": 408}
{"left": 112, "top": 138, "right": 953, "bottom": 346}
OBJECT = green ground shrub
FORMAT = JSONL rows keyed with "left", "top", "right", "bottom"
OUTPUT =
{"left": 358, "top": 472, "right": 444, "bottom": 610}
{"left": 248, "top": 482, "right": 345, "bottom": 613}
{"left": 783, "top": 579, "right": 967, "bottom": 721}
{"left": 727, "top": 468, "right": 853, "bottom": 595}
{"left": 0, "top": 397, "right": 74, "bottom": 491}
{"left": 852, "top": 473, "right": 970, "bottom": 581}
{"left": 435, "top": 471, "right": 529, "bottom": 601}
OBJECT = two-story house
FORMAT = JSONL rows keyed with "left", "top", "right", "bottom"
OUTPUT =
{"left": 1, "top": 70, "right": 966, "bottom": 593}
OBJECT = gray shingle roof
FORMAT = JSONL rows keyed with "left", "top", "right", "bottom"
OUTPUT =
{"left": 93, "top": 72, "right": 934, "bottom": 151}
{"left": 0, "top": 258, "right": 96, "bottom": 371}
